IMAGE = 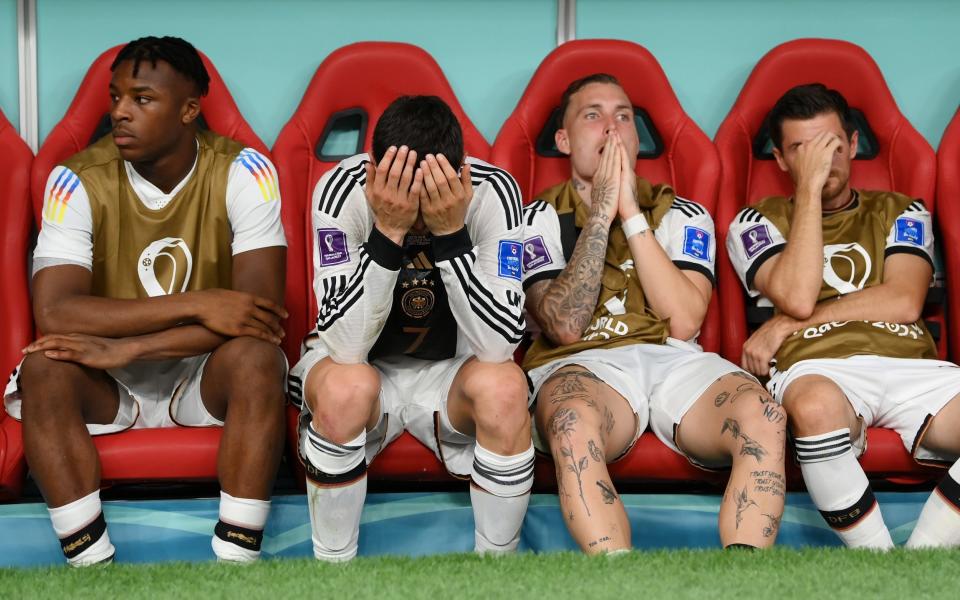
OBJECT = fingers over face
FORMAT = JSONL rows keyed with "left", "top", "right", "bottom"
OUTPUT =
{"left": 421, "top": 157, "right": 443, "bottom": 202}
{"left": 376, "top": 146, "right": 398, "bottom": 180}
{"left": 409, "top": 167, "right": 425, "bottom": 199}
{"left": 387, "top": 146, "right": 410, "bottom": 186}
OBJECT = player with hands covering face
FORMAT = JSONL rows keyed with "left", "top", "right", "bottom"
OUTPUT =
{"left": 290, "top": 95, "right": 531, "bottom": 561}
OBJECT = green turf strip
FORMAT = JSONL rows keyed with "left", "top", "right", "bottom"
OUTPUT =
{"left": 2, "top": 548, "right": 959, "bottom": 599}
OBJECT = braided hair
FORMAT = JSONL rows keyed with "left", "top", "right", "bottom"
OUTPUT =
{"left": 111, "top": 36, "right": 210, "bottom": 96}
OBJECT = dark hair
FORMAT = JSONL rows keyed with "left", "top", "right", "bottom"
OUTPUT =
{"left": 111, "top": 36, "right": 210, "bottom": 97}
{"left": 557, "top": 73, "right": 622, "bottom": 128}
{"left": 767, "top": 83, "right": 855, "bottom": 151}
{"left": 372, "top": 96, "right": 464, "bottom": 168}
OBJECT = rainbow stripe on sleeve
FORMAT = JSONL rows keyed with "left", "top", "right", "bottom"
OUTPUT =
{"left": 235, "top": 149, "right": 280, "bottom": 202}
{"left": 43, "top": 168, "right": 81, "bottom": 224}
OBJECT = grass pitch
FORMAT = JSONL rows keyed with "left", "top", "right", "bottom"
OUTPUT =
{"left": 2, "top": 548, "right": 959, "bottom": 599}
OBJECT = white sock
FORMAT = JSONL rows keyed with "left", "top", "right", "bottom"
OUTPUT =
{"left": 48, "top": 489, "right": 116, "bottom": 567}
{"left": 304, "top": 424, "right": 367, "bottom": 562}
{"left": 211, "top": 491, "right": 271, "bottom": 562}
{"left": 907, "top": 459, "right": 960, "bottom": 548}
{"left": 796, "top": 429, "right": 893, "bottom": 549}
{"left": 470, "top": 442, "right": 534, "bottom": 554}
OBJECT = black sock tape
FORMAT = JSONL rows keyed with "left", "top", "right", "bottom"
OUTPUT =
{"left": 304, "top": 456, "right": 367, "bottom": 486}
{"left": 214, "top": 520, "right": 263, "bottom": 552}
{"left": 937, "top": 472, "right": 960, "bottom": 510}
{"left": 61, "top": 512, "right": 107, "bottom": 559}
{"left": 819, "top": 487, "right": 877, "bottom": 530}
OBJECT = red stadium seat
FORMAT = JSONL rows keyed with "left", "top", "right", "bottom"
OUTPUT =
{"left": 29, "top": 45, "right": 270, "bottom": 487}
{"left": 714, "top": 38, "right": 942, "bottom": 485}
{"left": 0, "top": 109, "right": 33, "bottom": 500}
{"left": 272, "top": 42, "right": 490, "bottom": 487}
{"left": 490, "top": 38, "right": 722, "bottom": 354}
{"left": 936, "top": 107, "right": 960, "bottom": 362}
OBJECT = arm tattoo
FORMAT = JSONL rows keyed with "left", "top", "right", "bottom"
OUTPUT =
{"left": 535, "top": 207, "right": 611, "bottom": 343}
{"left": 596, "top": 479, "right": 618, "bottom": 504}
{"left": 721, "top": 418, "right": 769, "bottom": 463}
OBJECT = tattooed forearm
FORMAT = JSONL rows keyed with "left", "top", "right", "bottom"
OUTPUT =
{"left": 534, "top": 207, "right": 612, "bottom": 344}
{"left": 751, "top": 470, "right": 785, "bottom": 498}
{"left": 721, "top": 418, "right": 769, "bottom": 463}
{"left": 588, "top": 439, "right": 604, "bottom": 463}
{"left": 761, "top": 513, "right": 781, "bottom": 538}
{"left": 734, "top": 485, "right": 759, "bottom": 529}
{"left": 596, "top": 480, "right": 618, "bottom": 504}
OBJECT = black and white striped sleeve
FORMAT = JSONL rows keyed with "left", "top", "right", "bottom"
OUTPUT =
{"left": 433, "top": 159, "right": 526, "bottom": 363}
{"left": 725, "top": 206, "right": 788, "bottom": 296}
{"left": 309, "top": 155, "right": 400, "bottom": 363}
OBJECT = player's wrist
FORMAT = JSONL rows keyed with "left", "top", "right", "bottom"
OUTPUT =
{"left": 795, "top": 183, "right": 822, "bottom": 204}
{"left": 432, "top": 226, "right": 473, "bottom": 262}
{"left": 621, "top": 213, "right": 650, "bottom": 239}
{"left": 374, "top": 222, "right": 408, "bottom": 246}
{"left": 367, "top": 227, "right": 404, "bottom": 270}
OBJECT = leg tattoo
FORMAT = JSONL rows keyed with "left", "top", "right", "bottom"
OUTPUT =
{"left": 588, "top": 439, "right": 604, "bottom": 463}
{"left": 734, "top": 485, "right": 759, "bottom": 529}
{"left": 721, "top": 418, "right": 768, "bottom": 463}
{"left": 596, "top": 480, "right": 618, "bottom": 505}
{"left": 550, "top": 408, "right": 591, "bottom": 517}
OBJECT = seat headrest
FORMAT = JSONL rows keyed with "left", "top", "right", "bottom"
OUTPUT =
{"left": 280, "top": 41, "right": 489, "bottom": 172}
{"left": 716, "top": 38, "right": 935, "bottom": 206}
{"left": 491, "top": 39, "right": 718, "bottom": 208}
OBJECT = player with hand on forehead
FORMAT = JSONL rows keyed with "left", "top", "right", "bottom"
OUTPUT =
{"left": 728, "top": 83, "right": 960, "bottom": 549}
{"left": 290, "top": 96, "right": 532, "bottom": 562}
{"left": 522, "top": 74, "right": 786, "bottom": 553}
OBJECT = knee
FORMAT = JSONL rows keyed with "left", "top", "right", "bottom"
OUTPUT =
{"left": 308, "top": 362, "right": 380, "bottom": 442}
{"left": 217, "top": 337, "right": 286, "bottom": 388}
{"left": 782, "top": 377, "right": 850, "bottom": 435}
{"left": 466, "top": 362, "right": 530, "bottom": 440}
{"left": 18, "top": 353, "right": 85, "bottom": 417}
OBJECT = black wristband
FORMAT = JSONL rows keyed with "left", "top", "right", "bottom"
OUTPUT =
{"left": 365, "top": 227, "right": 404, "bottom": 270}
{"left": 432, "top": 226, "right": 473, "bottom": 262}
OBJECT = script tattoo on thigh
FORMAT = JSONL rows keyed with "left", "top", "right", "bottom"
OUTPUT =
{"left": 721, "top": 418, "right": 768, "bottom": 463}
{"left": 596, "top": 479, "right": 618, "bottom": 504}
{"left": 762, "top": 403, "right": 786, "bottom": 425}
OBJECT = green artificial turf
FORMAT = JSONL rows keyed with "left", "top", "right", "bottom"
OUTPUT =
{"left": 3, "top": 548, "right": 959, "bottom": 599}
